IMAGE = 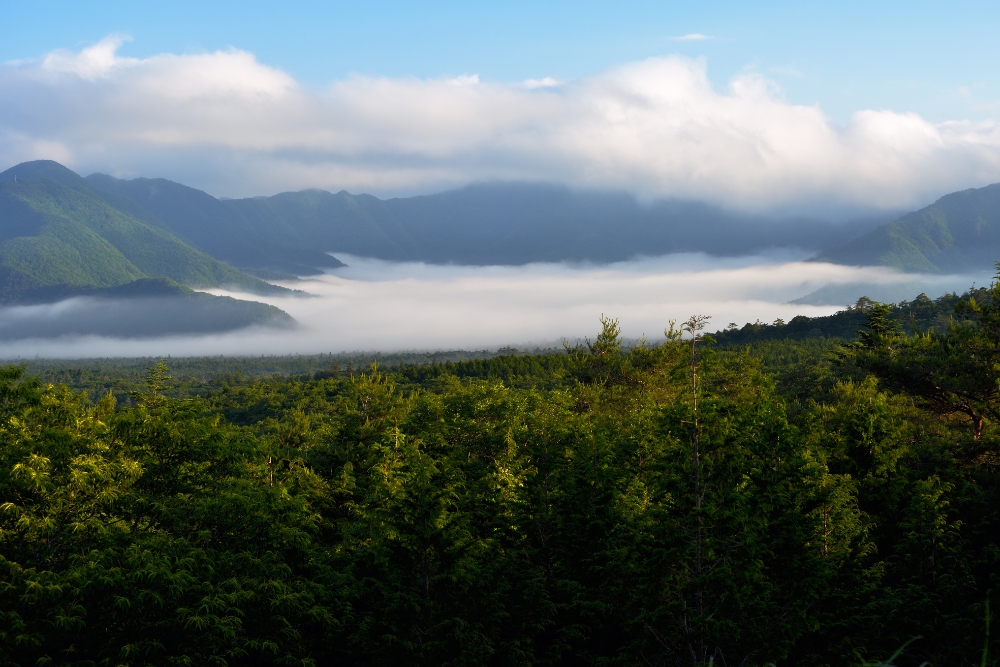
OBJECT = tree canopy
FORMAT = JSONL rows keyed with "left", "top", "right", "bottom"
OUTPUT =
{"left": 1, "top": 308, "right": 999, "bottom": 665}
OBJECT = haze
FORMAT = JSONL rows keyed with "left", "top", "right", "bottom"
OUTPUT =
{"left": 0, "top": 255, "right": 985, "bottom": 359}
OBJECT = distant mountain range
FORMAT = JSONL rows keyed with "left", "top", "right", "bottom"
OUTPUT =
{"left": 86, "top": 173, "right": 892, "bottom": 268}
{"left": 3, "top": 158, "right": 1000, "bottom": 340}
{"left": 8, "top": 160, "right": 1000, "bottom": 282}
{"left": 4, "top": 161, "right": 897, "bottom": 280}
{"left": 84, "top": 172, "right": 347, "bottom": 277}
{"left": 83, "top": 171, "right": 1000, "bottom": 277}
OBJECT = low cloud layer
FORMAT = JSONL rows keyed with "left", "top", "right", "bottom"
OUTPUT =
{"left": 0, "top": 255, "right": 984, "bottom": 360}
{"left": 3, "top": 36, "right": 1000, "bottom": 211}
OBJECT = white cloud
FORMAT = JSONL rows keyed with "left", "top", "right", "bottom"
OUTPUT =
{"left": 448, "top": 74, "right": 480, "bottom": 86}
{"left": 524, "top": 77, "right": 559, "bottom": 89}
{"left": 672, "top": 33, "right": 712, "bottom": 41}
{"left": 3, "top": 37, "right": 1000, "bottom": 211}
{"left": 40, "top": 34, "right": 136, "bottom": 80}
{"left": 0, "top": 254, "right": 984, "bottom": 359}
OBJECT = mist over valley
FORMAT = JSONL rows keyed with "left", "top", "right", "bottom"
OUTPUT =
{"left": 0, "top": 161, "right": 1000, "bottom": 357}
{"left": 1, "top": 159, "right": 998, "bottom": 354}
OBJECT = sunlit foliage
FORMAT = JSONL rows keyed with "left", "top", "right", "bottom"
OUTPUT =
{"left": 1, "top": 307, "right": 999, "bottom": 666}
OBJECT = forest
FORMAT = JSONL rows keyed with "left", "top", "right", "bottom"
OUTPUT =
{"left": 1, "top": 284, "right": 999, "bottom": 666}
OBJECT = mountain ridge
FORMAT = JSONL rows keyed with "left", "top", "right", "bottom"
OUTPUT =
{"left": 8, "top": 159, "right": 1000, "bottom": 285}
{"left": 0, "top": 161, "right": 296, "bottom": 338}
{"left": 0, "top": 162, "right": 290, "bottom": 305}
{"left": 816, "top": 183, "right": 1000, "bottom": 272}
{"left": 83, "top": 171, "right": 893, "bottom": 269}
{"left": 84, "top": 173, "right": 347, "bottom": 275}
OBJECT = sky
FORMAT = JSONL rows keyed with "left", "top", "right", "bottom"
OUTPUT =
{"left": 5, "top": 1, "right": 1000, "bottom": 123}
{"left": 3, "top": 1, "right": 1000, "bottom": 212}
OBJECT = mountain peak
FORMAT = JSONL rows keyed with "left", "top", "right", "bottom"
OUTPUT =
{"left": 0, "top": 160, "right": 87, "bottom": 188}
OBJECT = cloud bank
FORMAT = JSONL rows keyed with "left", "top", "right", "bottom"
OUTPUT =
{"left": 0, "top": 255, "right": 985, "bottom": 360}
{"left": 3, "top": 36, "right": 1000, "bottom": 211}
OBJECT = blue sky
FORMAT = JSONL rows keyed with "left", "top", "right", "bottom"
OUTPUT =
{"left": 2, "top": 1, "right": 1000, "bottom": 210}
{"left": 5, "top": 0, "right": 999, "bottom": 123}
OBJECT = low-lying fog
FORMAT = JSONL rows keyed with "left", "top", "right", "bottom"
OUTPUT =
{"left": 0, "top": 254, "right": 990, "bottom": 359}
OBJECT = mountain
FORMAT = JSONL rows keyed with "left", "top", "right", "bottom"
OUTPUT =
{"left": 85, "top": 173, "right": 888, "bottom": 269}
{"left": 226, "top": 189, "right": 421, "bottom": 262}
{"left": 0, "top": 162, "right": 289, "bottom": 304}
{"left": 85, "top": 175, "right": 427, "bottom": 268}
{"left": 0, "top": 159, "right": 903, "bottom": 280}
{"left": 85, "top": 173, "right": 346, "bottom": 275}
{"left": 816, "top": 183, "right": 1000, "bottom": 272}
{"left": 0, "top": 278, "right": 294, "bottom": 339}
{"left": 376, "top": 184, "right": 890, "bottom": 264}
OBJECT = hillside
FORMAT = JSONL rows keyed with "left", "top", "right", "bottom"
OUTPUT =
{"left": 85, "top": 173, "right": 346, "bottom": 275}
{"left": 0, "top": 278, "right": 294, "bottom": 339}
{"left": 0, "top": 163, "right": 289, "bottom": 304}
{"left": 227, "top": 188, "right": 421, "bottom": 262}
{"left": 20, "top": 158, "right": 1000, "bottom": 287}
{"left": 84, "top": 172, "right": 887, "bottom": 269}
{"left": 374, "top": 184, "right": 884, "bottom": 264}
{"left": 712, "top": 291, "right": 968, "bottom": 345}
{"left": 816, "top": 182, "right": 1000, "bottom": 271}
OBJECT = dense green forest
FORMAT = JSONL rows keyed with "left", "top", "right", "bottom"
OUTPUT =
{"left": 3, "top": 282, "right": 1000, "bottom": 666}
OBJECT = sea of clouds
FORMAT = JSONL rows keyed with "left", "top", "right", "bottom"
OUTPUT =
{"left": 2, "top": 36, "right": 998, "bottom": 360}
{"left": 0, "top": 254, "right": 987, "bottom": 359}
{"left": 3, "top": 36, "right": 1000, "bottom": 213}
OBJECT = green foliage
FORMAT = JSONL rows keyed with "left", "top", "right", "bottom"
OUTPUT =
{"left": 1, "top": 307, "right": 1000, "bottom": 665}
{"left": 848, "top": 267, "right": 1000, "bottom": 439}
{"left": 713, "top": 290, "right": 973, "bottom": 346}
{"left": 0, "top": 175, "right": 284, "bottom": 304}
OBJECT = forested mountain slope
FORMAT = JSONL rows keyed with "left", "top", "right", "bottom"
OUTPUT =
{"left": 372, "top": 184, "right": 882, "bottom": 264}
{"left": 85, "top": 173, "right": 346, "bottom": 275}
{"left": 16, "top": 157, "right": 1000, "bottom": 282}
{"left": 226, "top": 188, "right": 421, "bottom": 262}
{"left": 0, "top": 162, "right": 287, "bottom": 304}
{"left": 187, "top": 182, "right": 892, "bottom": 265}
{"left": 80, "top": 168, "right": 887, "bottom": 268}
{"left": 817, "top": 182, "right": 1000, "bottom": 271}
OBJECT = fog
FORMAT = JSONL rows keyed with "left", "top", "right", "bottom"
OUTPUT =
{"left": 0, "top": 254, "right": 988, "bottom": 360}
{"left": 0, "top": 295, "right": 291, "bottom": 341}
